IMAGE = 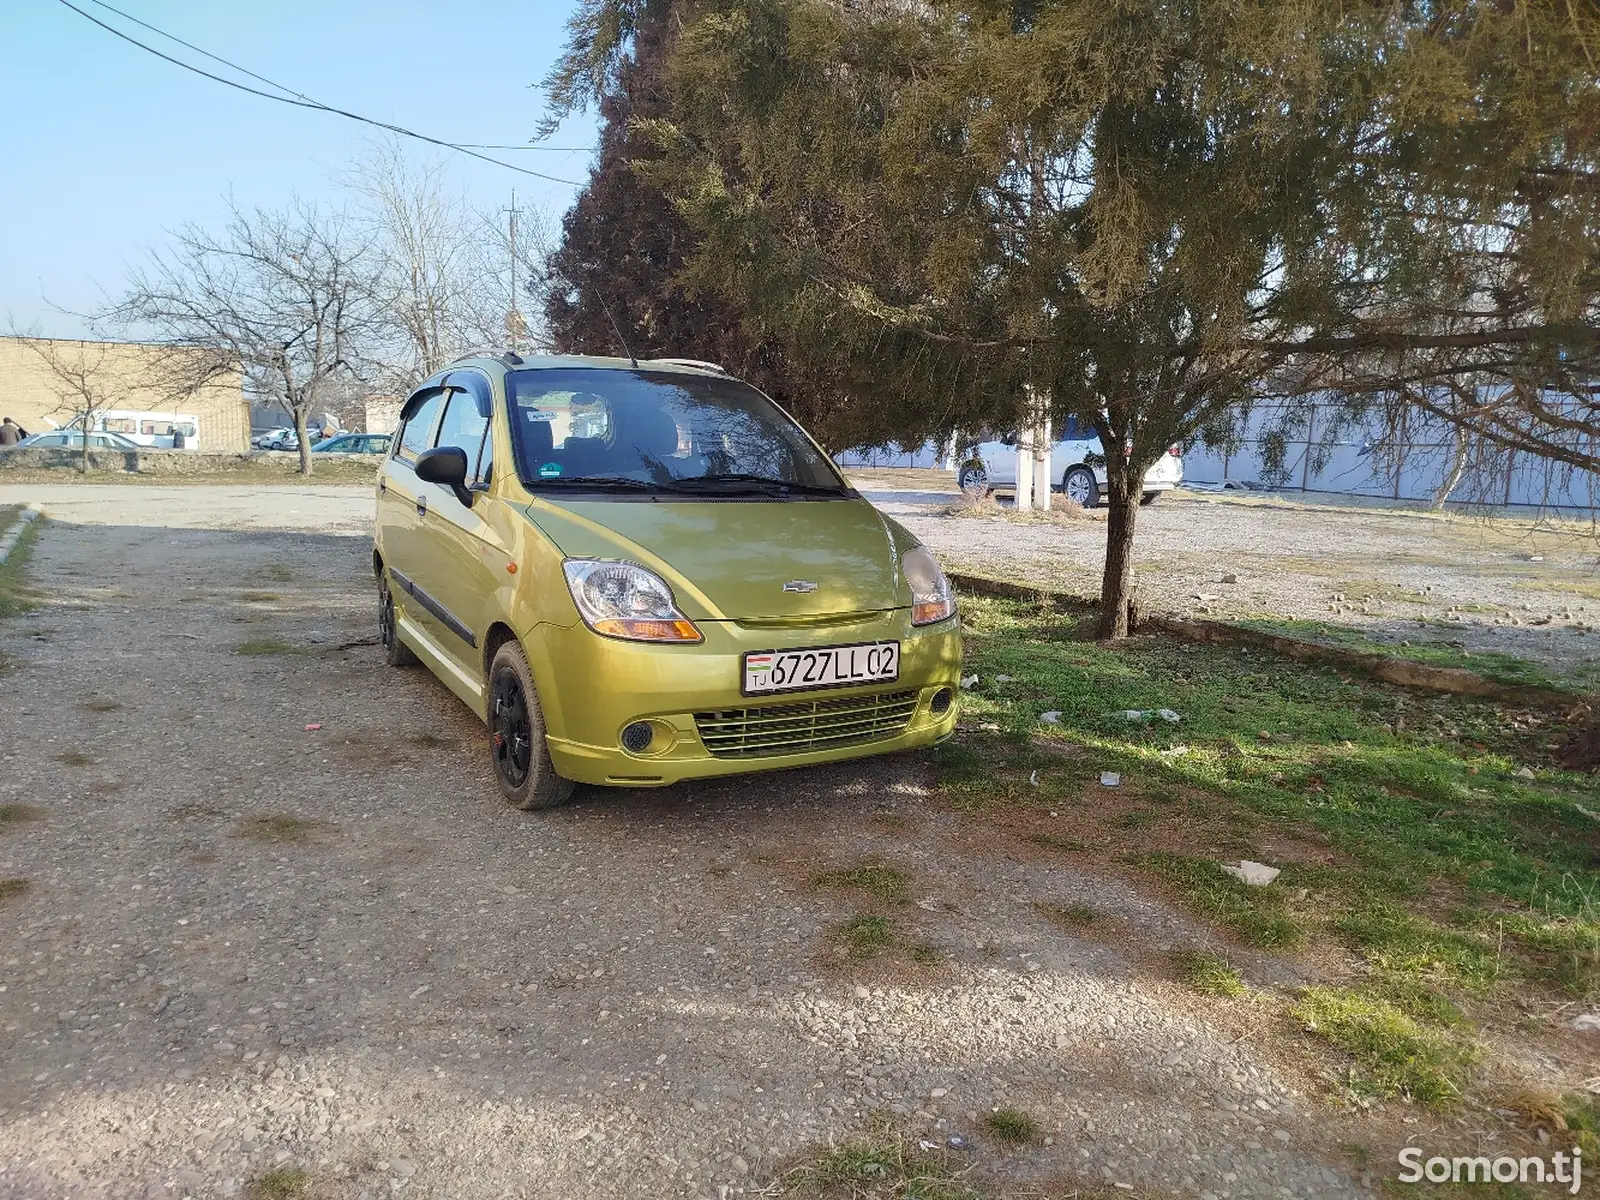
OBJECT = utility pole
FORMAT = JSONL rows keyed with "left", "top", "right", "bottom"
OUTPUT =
{"left": 502, "top": 190, "right": 524, "bottom": 354}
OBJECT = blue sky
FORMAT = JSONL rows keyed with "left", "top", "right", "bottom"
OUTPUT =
{"left": 3, "top": 0, "right": 598, "bottom": 337}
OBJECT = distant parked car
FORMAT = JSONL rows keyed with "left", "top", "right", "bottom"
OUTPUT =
{"left": 252, "top": 427, "right": 293, "bottom": 449}
{"left": 954, "top": 415, "right": 1183, "bottom": 507}
{"left": 10, "top": 430, "right": 143, "bottom": 451}
{"left": 313, "top": 433, "right": 392, "bottom": 455}
{"left": 260, "top": 428, "right": 345, "bottom": 452}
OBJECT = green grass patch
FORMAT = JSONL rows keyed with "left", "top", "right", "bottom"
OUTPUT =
{"left": 980, "top": 1107, "right": 1043, "bottom": 1146}
{"left": 1562, "top": 1093, "right": 1600, "bottom": 1159}
{"left": 834, "top": 914, "right": 897, "bottom": 960}
{"left": 810, "top": 858, "right": 912, "bottom": 905}
{"left": 1036, "top": 900, "right": 1100, "bottom": 928}
{"left": 54, "top": 750, "right": 94, "bottom": 767}
{"left": 1330, "top": 898, "right": 1503, "bottom": 991}
{"left": 0, "top": 877, "right": 31, "bottom": 902}
{"left": 234, "top": 814, "right": 323, "bottom": 844}
{"left": 1175, "top": 947, "right": 1247, "bottom": 997}
{"left": 81, "top": 697, "right": 122, "bottom": 712}
{"left": 942, "top": 594, "right": 1600, "bottom": 1111}
{"left": 1291, "top": 986, "right": 1477, "bottom": 1108}
{"left": 947, "top": 596, "right": 1600, "bottom": 999}
{"left": 247, "top": 1167, "right": 311, "bottom": 1200}
{"left": 1138, "top": 853, "right": 1303, "bottom": 948}
{"left": 0, "top": 514, "right": 42, "bottom": 619}
{"left": 779, "top": 1123, "right": 981, "bottom": 1199}
{"left": 0, "top": 803, "right": 43, "bottom": 828}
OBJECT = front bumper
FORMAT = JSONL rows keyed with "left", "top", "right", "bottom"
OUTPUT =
{"left": 525, "top": 610, "right": 962, "bottom": 786}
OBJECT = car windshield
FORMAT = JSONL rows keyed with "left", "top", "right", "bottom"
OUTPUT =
{"left": 504, "top": 368, "right": 847, "bottom": 496}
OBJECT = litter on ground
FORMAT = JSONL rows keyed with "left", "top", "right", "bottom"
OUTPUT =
{"left": 1220, "top": 860, "right": 1281, "bottom": 886}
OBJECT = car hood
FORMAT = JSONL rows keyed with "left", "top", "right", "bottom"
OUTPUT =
{"left": 524, "top": 496, "right": 907, "bottom": 621}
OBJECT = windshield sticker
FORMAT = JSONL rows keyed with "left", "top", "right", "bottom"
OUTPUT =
{"left": 539, "top": 462, "right": 563, "bottom": 478}
{"left": 522, "top": 409, "right": 555, "bottom": 421}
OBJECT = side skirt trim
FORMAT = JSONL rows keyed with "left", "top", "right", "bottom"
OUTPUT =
{"left": 390, "top": 568, "right": 477, "bottom": 648}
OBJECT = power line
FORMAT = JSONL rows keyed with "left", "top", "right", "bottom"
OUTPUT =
{"left": 55, "top": 0, "right": 590, "bottom": 186}
{"left": 79, "top": 0, "right": 598, "bottom": 152}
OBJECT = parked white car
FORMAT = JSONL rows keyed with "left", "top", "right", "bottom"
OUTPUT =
{"left": 954, "top": 415, "right": 1183, "bottom": 506}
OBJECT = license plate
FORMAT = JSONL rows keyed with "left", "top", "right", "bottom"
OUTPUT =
{"left": 742, "top": 641, "right": 900, "bottom": 696}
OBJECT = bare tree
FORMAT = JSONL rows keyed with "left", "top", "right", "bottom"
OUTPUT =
{"left": 107, "top": 197, "right": 379, "bottom": 475}
{"left": 11, "top": 335, "right": 123, "bottom": 474}
{"left": 350, "top": 140, "right": 555, "bottom": 390}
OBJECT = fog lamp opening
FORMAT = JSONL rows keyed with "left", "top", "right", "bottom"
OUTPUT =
{"left": 930, "top": 687, "right": 954, "bottom": 715}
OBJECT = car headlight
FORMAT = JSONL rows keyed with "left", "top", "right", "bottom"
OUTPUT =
{"left": 902, "top": 545, "right": 956, "bottom": 626}
{"left": 561, "top": 560, "right": 703, "bottom": 642}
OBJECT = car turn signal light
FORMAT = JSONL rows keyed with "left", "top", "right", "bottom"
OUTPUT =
{"left": 592, "top": 617, "right": 702, "bottom": 641}
{"left": 902, "top": 545, "right": 957, "bottom": 626}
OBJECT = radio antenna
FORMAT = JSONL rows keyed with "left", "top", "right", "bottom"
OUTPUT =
{"left": 598, "top": 293, "right": 639, "bottom": 369}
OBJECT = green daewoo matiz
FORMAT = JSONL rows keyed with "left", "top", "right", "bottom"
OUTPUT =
{"left": 373, "top": 352, "right": 963, "bottom": 809}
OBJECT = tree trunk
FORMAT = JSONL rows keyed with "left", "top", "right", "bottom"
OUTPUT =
{"left": 1431, "top": 428, "right": 1469, "bottom": 511}
{"left": 1097, "top": 472, "right": 1141, "bottom": 639}
{"left": 80, "top": 423, "right": 89, "bottom": 475}
{"left": 1014, "top": 429, "right": 1034, "bottom": 511}
{"left": 294, "top": 409, "right": 313, "bottom": 477}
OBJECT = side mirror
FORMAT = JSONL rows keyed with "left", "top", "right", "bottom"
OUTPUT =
{"left": 415, "top": 446, "right": 473, "bottom": 507}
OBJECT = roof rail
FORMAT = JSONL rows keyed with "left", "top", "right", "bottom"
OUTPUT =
{"left": 450, "top": 347, "right": 525, "bottom": 367}
{"left": 651, "top": 357, "right": 726, "bottom": 374}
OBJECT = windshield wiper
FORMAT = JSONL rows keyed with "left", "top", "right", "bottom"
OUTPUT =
{"left": 527, "top": 476, "right": 663, "bottom": 491}
{"left": 663, "top": 473, "right": 847, "bottom": 496}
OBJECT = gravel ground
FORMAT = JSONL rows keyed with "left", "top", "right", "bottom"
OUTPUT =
{"left": 0, "top": 492, "right": 1379, "bottom": 1198}
{"left": 858, "top": 473, "right": 1600, "bottom": 684}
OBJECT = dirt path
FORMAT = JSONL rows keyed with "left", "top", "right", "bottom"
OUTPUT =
{"left": 0, "top": 497, "right": 1377, "bottom": 1198}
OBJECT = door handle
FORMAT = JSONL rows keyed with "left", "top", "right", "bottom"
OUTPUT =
{"left": 416, "top": 495, "right": 427, "bottom": 518}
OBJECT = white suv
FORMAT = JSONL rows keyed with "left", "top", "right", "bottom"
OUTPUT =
{"left": 954, "top": 415, "right": 1183, "bottom": 507}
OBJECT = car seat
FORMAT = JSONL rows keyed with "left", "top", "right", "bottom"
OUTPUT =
{"left": 558, "top": 435, "right": 613, "bottom": 477}
{"left": 521, "top": 415, "right": 554, "bottom": 463}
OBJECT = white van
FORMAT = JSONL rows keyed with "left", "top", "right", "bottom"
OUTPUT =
{"left": 954, "top": 415, "right": 1183, "bottom": 506}
{"left": 79, "top": 410, "right": 201, "bottom": 451}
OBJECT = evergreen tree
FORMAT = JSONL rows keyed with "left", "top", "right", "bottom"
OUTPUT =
{"left": 544, "top": 0, "right": 1599, "bottom": 636}
{"left": 543, "top": 4, "right": 859, "bottom": 438}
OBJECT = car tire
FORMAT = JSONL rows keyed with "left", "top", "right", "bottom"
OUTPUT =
{"left": 379, "top": 572, "right": 418, "bottom": 667}
{"left": 1063, "top": 466, "right": 1100, "bottom": 508}
{"left": 1140, "top": 491, "right": 1161, "bottom": 506}
{"left": 487, "top": 640, "right": 575, "bottom": 812}
{"left": 957, "top": 464, "right": 990, "bottom": 493}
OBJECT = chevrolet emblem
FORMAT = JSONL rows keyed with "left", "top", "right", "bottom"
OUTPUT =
{"left": 782, "top": 580, "right": 819, "bottom": 593}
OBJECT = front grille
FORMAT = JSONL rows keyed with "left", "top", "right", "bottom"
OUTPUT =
{"left": 694, "top": 689, "right": 919, "bottom": 759}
